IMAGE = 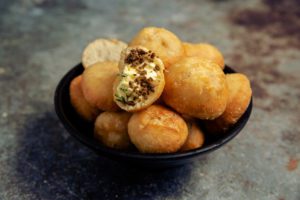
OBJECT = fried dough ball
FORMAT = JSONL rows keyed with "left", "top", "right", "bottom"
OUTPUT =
{"left": 69, "top": 75, "right": 100, "bottom": 121}
{"left": 94, "top": 111, "right": 132, "bottom": 149}
{"left": 82, "top": 38, "right": 127, "bottom": 68}
{"left": 183, "top": 43, "right": 225, "bottom": 69}
{"left": 180, "top": 120, "right": 205, "bottom": 152}
{"left": 163, "top": 57, "right": 228, "bottom": 120}
{"left": 204, "top": 73, "right": 252, "bottom": 133}
{"left": 82, "top": 61, "right": 120, "bottom": 111}
{"left": 113, "top": 46, "right": 165, "bottom": 112}
{"left": 129, "top": 27, "right": 184, "bottom": 68}
{"left": 128, "top": 105, "right": 188, "bottom": 153}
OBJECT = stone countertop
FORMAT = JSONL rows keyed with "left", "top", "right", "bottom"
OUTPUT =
{"left": 0, "top": 0, "right": 299, "bottom": 199}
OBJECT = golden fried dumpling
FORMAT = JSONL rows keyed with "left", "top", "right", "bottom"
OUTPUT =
{"left": 204, "top": 73, "right": 252, "bottom": 133}
{"left": 129, "top": 27, "right": 184, "bottom": 68}
{"left": 113, "top": 46, "right": 165, "bottom": 112}
{"left": 180, "top": 120, "right": 205, "bottom": 152}
{"left": 82, "top": 38, "right": 127, "bottom": 68}
{"left": 94, "top": 111, "right": 132, "bottom": 149}
{"left": 183, "top": 43, "right": 225, "bottom": 69}
{"left": 69, "top": 75, "right": 100, "bottom": 121}
{"left": 163, "top": 57, "right": 228, "bottom": 120}
{"left": 128, "top": 105, "right": 188, "bottom": 153}
{"left": 82, "top": 61, "right": 120, "bottom": 111}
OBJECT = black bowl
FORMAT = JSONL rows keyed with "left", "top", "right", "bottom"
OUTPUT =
{"left": 54, "top": 63, "right": 252, "bottom": 168}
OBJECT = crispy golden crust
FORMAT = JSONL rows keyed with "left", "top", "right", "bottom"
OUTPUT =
{"left": 81, "top": 62, "right": 120, "bottom": 111}
{"left": 128, "top": 105, "right": 188, "bottom": 153}
{"left": 113, "top": 46, "right": 165, "bottom": 112}
{"left": 129, "top": 27, "right": 184, "bottom": 68}
{"left": 69, "top": 76, "right": 100, "bottom": 121}
{"left": 180, "top": 120, "right": 205, "bottom": 152}
{"left": 82, "top": 39, "right": 127, "bottom": 68}
{"left": 94, "top": 111, "right": 132, "bottom": 149}
{"left": 204, "top": 73, "right": 252, "bottom": 133}
{"left": 163, "top": 57, "right": 228, "bottom": 120}
{"left": 183, "top": 43, "right": 225, "bottom": 69}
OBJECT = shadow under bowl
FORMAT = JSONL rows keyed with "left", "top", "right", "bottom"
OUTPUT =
{"left": 54, "top": 63, "right": 253, "bottom": 169}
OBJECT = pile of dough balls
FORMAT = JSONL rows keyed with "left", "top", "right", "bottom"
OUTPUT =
{"left": 69, "top": 27, "right": 252, "bottom": 154}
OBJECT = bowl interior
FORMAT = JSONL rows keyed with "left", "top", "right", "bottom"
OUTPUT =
{"left": 54, "top": 63, "right": 252, "bottom": 162}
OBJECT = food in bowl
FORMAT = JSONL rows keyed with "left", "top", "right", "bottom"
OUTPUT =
{"left": 81, "top": 61, "right": 120, "bottom": 111}
{"left": 163, "top": 57, "right": 228, "bottom": 120}
{"left": 67, "top": 26, "right": 252, "bottom": 154}
{"left": 183, "top": 42, "right": 225, "bottom": 69}
{"left": 180, "top": 119, "right": 205, "bottom": 152}
{"left": 129, "top": 27, "right": 184, "bottom": 68}
{"left": 128, "top": 105, "right": 188, "bottom": 153}
{"left": 204, "top": 73, "right": 252, "bottom": 134}
{"left": 82, "top": 38, "right": 127, "bottom": 68}
{"left": 114, "top": 46, "right": 165, "bottom": 112}
{"left": 69, "top": 75, "right": 100, "bottom": 121}
{"left": 94, "top": 111, "right": 132, "bottom": 150}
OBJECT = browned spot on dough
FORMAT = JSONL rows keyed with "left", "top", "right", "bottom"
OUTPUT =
{"left": 286, "top": 158, "right": 298, "bottom": 171}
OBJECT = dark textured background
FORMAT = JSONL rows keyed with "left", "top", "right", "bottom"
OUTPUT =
{"left": 0, "top": 0, "right": 299, "bottom": 199}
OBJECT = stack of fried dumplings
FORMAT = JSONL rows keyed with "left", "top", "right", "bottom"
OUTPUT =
{"left": 69, "top": 27, "right": 252, "bottom": 154}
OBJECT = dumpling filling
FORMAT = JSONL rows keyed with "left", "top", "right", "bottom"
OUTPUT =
{"left": 115, "top": 48, "right": 162, "bottom": 106}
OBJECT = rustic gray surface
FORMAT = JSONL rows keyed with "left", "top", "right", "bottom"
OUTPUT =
{"left": 0, "top": 0, "right": 299, "bottom": 199}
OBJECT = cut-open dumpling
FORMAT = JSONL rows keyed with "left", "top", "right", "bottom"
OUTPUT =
{"left": 113, "top": 46, "right": 165, "bottom": 112}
